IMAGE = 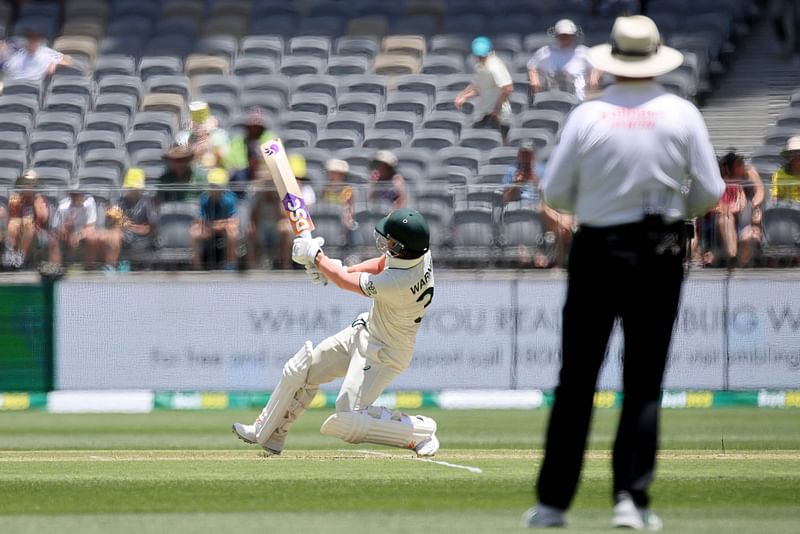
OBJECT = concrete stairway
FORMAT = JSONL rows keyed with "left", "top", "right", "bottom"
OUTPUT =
{"left": 701, "top": 20, "right": 800, "bottom": 157}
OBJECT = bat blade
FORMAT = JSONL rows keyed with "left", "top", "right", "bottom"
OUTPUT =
{"left": 260, "top": 138, "right": 315, "bottom": 236}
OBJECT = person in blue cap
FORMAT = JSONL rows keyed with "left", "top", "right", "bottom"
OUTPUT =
{"left": 455, "top": 36, "right": 513, "bottom": 141}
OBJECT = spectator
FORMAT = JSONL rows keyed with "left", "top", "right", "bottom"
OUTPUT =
{"left": 528, "top": 20, "right": 598, "bottom": 101}
{"left": 99, "top": 168, "right": 158, "bottom": 272}
{"left": 368, "top": 150, "right": 407, "bottom": 210}
{"left": 720, "top": 150, "right": 764, "bottom": 265}
{"left": 248, "top": 168, "right": 293, "bottom": 269}
{"left": 501, "top": 141, "right": 572, "bottom": 267}
{"left": 191, "top": 167, "right": 239, "bottom": 270}
{"left": 2, "top": 170, "right": 49, "bottom": 269}
{"left": 771, "top": 135, "right": 800, "bottom": 202}
{"left": 701, "top": 160, "right": 748, "bottom": 266}
{"left": 455, "top": 37, "right": 513, "bottom": 141}
{"left": 227, "top": 110, "right": 275, "bottom": 197}
{"left": 157, "top": 144, "right": 205, "bottom": 203}
{"left": 48, "top": 184, "right": 98, "bottom": 268}
{"left": 2, "top": 29, "right": 72, "bottom": 81}
{"left": 322, "top": 159, "right": 358, "bottom": 245}
{"left": 176, "top": 101, "right": 230, "bottom": 164}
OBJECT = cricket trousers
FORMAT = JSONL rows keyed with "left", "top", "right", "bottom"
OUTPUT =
{"left": 255, "top": 314, "right": 410, "bottom": 451}
{"left": 536, "top": 217, "right": 685, "bottom": 510}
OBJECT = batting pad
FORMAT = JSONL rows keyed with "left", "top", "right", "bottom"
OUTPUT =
{"left": 320, "top": 406, "right": 437, "bottom": 450}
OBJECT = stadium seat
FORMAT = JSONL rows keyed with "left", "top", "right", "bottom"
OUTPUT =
{"left": 439, "top": 73, "right": 472, "bottom": 92}
{"left": 517, "top": 109, "right": 564, "bottom": 135}
{"left": 386, "top": 92, "right": 429, "bottom": 118}
{"left": 476, "top": 163, "right": 510, "bottom": 184}
{"left": 141, "top": 93, "right": 186, "bottom": 122}
{"left": 292, "top": 74, "right": 339, "bottom": 99}
{"left": 185, "top": 55, "right": 229, "bottom": 77}
{"left": 422, "top": 55, "right": 464, "bottom": 75}
{"left": 99, "top": 35, "right": 145, "bottom": 58}
{"left": 131, "top": 148, "right": 167, "bottom": 168}
{"left": 429, "top": 35, "right": 470, "bottom": 57}
{"left": 776, "top": 108, "right": 800, "bottom": 129}
{"left": 327, "top": 111, "right": 372, "bottom": 138}
{"left": 33, "top": 149, "right": 75, "bottom": 173}
{"left": 339, "top": 74, "right": 388, "bottom": 97}
{"left": 523, "top": 33, "right": 552, "bottom": 54}
{"left": 0, "top": 150, "right": 27, "bottom": 174}
{"left": 460, "top": 129, "right": 503, "bottom": 150}
{"left": 233, "top": 57, "right": 278, "bottom": 77}
{"left": 77, "top": 167, "right": 122, "bottom": 189}
{"left": 1, "top": 80, "right": 42, "bottom": 102}
{"left": 289, "top": 93, "right": 335, "bottom": 115}
{"left": 49, "top": 76, "right": 94, "bottom": 100}
{"left": 194, "top": 36, "right": 238, "bottom": 62}
{"left": 194, "top": 75, "right": 240, "bottom": 100}
{"left": 145, "top": 35, "right": 195, "bottom": 58}
{"left": 292, "top": 147, "right": 331, "bottom": 177}
{"left": 94, "top": 93, "right": 138, "bottom": 117}
{"left": 452, "top": 207, "right": 496, "bottom": 263}
{"left": 500, "top": 204, "right": 546, "bottom": 262}
{"left": 139, "top": 56, "right": 183, "bottom": 81}
{"left": 373, "top": 111, "right": 419, "bottom": 138}
{"left": 411, "top": 129, "right": 457, "bottom": 150}
{"left": 0, "top": 167, "right": 19, "bottom": 187}
{"left": 241, "top": 75, "right": 291, "bottom": 106}
{"left": 44, "top": 94, "right": 89, "bottom": 117}
{"left": 76, "top": 130, "right": 123, "bottom": 157}
{"left": 282, "top": 129, "right": 315, "bottom": 149}
{"left": 0, "top": 132, "right": 28, "bottom": 152}
{"left": 415, "top": 185, "right": 455, "bottom": 224}
{"left": 240, "top": 36, "right": 284, "bottom": 61}
{"left": 107, "top": 15, "right": 153, "bottom": 38}
{"left": 337, "top": 93, "right": 383, "bottom": 115}
{"left": 94, "top": 55, "right": 137, "bottom": 80}
{"left": 373, "top": 53, "right": 420, "bottom": 75}
{"left": 53, "top": 35, "right": 98, "bottom": 65}
{"left": 763, "top": 126, "right": 798, "bottom": 148}
{"left": 438, "top": 147, "right": 483, "bottom": 175}
{"left": 362, "top": 129, "right": 408, "bottom": 150}
{"left": 762, "top": 205, "right": 800, "bottom": 258}
{"left": 82, "top": 148, "right": 129, "bottom": 176}
{"left": 203, "top": 93, "right": 238, "bottom": 121}
{"left": 334, "top": 36, "right": 379, "bottom": 59}
{"left": 488, "top": 146, "right": 519, "bottom": 167}
{"left": 30, "top": 131, "right": 74, "bottom": 156}
{"left": 239, "top": 91, "right": 285, "bottom": 116}
{"left": 298, "top": 15, "right": 345, "bottom": 37}
{"left": 395, "top": 147, "right": 434, "bottom": 174}
{"left": 202, "top": 16, "right": 248, "bottom": 39}
{"left": 157, "top": 201, "right": 197, "bottom": 263}
{"left": 0, "top": 95, "right": 39, "bottom": 118}
{"left": 423, "top": 110, "right": 468, "bottom": 137}
{"left": 316, "top": 129, "right": 363, "bottom": 151}
{"left": 280, "top": 56, "right": 326, "bottom": 77}
{"left": 434, "top": 90, "right": 473, "bottom": 115}
{"left": 33, "top": 167, "right": 72, "bottom": 189}
{"left": 396, "top": 74, "right": 437, "bottom": 100}
{"left": 750, "top": 145, "right": 784, "bottom": 173}
{"left": 326, "top": 56, "right": 371, "bottom": 75}
{"left": 533, "top": 90, "right": 579, "bottom": 114}
{"left": 99, "top": 75, "right": 144, "bottom": 105}
{"left": 281, "top": 111, "right": 326, "bottom": 138}
{"left": 289, "top": 36, "right": 332, "bottom": 59}
{"left": 132, "top": 111, "right": 178, "bottom": 139}
{"left": 126, "top": 130, "right": 171, "bottom": 156}
{"left": 442, "top": 14, "right": 486, "bottom": 35}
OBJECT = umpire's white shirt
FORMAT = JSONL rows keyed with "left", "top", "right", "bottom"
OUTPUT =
{"left": 543, "top": 81, "right": 725, "bottom": 226}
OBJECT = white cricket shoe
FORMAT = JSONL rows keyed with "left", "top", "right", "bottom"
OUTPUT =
{"left": 612, "top": 492, "right": 662, "bottom": 531}
{"left": 414, "top": 433, "right": 439, "bottom": 457}
{"left": 231, "top": 423, "right": 257, "bottom": 444}
{"left": 521, "top": 505, "right": 566, "bottom": 528}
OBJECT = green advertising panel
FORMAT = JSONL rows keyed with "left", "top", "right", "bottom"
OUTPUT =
{"left": 0, "top": 285, "right": 52, "bottom": 391}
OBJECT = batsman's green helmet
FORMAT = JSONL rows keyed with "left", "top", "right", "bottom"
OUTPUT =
{"left": 375, "top": 208, "right": 430, "bottom": 257}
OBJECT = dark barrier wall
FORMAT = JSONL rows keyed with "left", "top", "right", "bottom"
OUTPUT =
{"left": 0, "top": 284, "right": 53, "bottom": 391}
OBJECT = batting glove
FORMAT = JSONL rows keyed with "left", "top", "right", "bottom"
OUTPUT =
{"left": 292, "top": 236, "right": 325, "bottom": 266}
{"left": 305, "top": 258, "right": 343, "bottom": 286}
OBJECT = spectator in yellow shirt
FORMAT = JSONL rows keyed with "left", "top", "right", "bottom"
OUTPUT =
{"left": 771, "top": 136, "right": 800, "bottom": 203}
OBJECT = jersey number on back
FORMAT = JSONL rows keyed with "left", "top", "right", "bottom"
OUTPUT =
{"left": 414, "top": 287, "right": 434, "bottom": 324}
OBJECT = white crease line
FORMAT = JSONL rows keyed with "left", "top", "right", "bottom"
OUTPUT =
{"left": 351, "top": 449, "right": 482, "bottom": 474}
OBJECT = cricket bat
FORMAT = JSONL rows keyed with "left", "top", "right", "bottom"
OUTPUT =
{"left": 260, "top": 138, "right": 315, "bottom": 237}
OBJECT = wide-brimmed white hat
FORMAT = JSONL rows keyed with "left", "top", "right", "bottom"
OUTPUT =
{"left": 588, "top": 15, "right": 683, "bottom": 78}
{"left": 782, "top": 135, "right": 800, "bottom": 157}
{"left": 553, "top": 19, "right": 578, "bottom": 36}
{"left": 325, "top": 158, "right": 349, "bottom": 174}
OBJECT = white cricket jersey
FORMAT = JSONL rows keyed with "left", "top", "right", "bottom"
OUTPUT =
{"left": 542, "top": 81, "right": 725, "bottom": 226}
{"left": 358, "top": 251, "right": 434, "bottom": 356}
{"left": 473, "top": 54, "right": 513, "bottom": 125}
{"left": 527, "top": 45, "right": 592, "bottom": 100}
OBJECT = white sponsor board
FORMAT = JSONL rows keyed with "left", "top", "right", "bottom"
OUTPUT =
{"left": 727, "top": 280, "right": 800, "bottom": 389}
{"left": 56, "top": 280, "right": 513, "bottom": 391}
{"left": 55, "top": 276, "right": 796, "bottom": 391}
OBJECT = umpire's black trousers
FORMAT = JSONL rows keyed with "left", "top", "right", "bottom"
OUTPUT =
{"left": 536, "top": 217, "right": 685, "bottom": 510}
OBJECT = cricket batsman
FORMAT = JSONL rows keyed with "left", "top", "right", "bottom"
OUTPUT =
{"left": 233, "top": 208, "right": 439, "bottom": 456}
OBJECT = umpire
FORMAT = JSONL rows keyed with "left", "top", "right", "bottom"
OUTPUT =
{"left": 523, "top": 16, "right": 725, "bottom": 530}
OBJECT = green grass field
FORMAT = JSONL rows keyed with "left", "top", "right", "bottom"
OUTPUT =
{"left": 0, "top": 408, "right": 798, "bottom": 533}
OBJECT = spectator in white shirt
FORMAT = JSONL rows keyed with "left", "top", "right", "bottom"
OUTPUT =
{"left": 455, "top": 37, "right": 513, "bottom": 141}
{"left": 3, "top": 30, "right": 72, "bottom": 81}
{"left": 49, "top": 185, "right": 98, "bottom": 268}
{"left": 524, "top": 16, "right": 724, "bottom": 530}
{"left": 528, "top": 19, "right": 598, "bottom": 101}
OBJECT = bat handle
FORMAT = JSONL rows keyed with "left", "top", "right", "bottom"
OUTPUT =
{"left": 298, "top": 230, "right": 313, "bottom": 238}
